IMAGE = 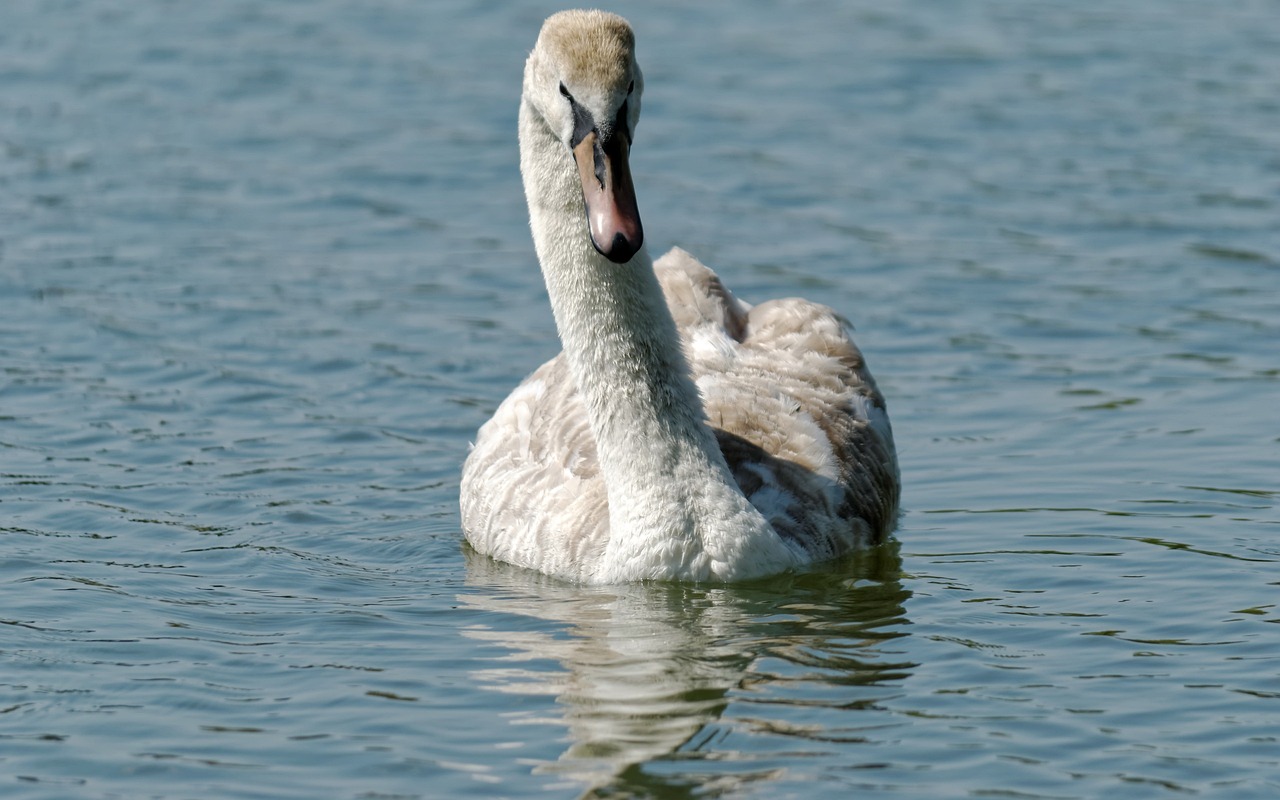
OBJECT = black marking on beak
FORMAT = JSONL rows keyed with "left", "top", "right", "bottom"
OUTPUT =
{"left": 561, "top": 88, "right": 642, "bottom": 263}
{"left": 564, "top": 90, "right": 596, "bottom": 149}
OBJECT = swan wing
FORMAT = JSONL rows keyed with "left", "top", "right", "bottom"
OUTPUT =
{"left": 655, "top": 248, "right": 900, "bottom": 557}
{"left": 461, "top": 356, "right": 609, "bottom": 582}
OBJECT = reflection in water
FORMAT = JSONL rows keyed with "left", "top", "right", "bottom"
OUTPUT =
{"left": 460, "top": 544, "right": 912, "bottom": 797}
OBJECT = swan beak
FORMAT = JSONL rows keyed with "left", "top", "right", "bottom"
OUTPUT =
{"left": 573, "top": 130, "right": 643, "bottom": 264}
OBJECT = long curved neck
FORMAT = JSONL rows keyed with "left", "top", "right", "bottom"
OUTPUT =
{"left": 519, "top": 96, "right": 791, "bottom": 582}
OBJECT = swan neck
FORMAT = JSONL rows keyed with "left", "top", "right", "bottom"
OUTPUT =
{"left": 518, "top": 96, "right": 785, "bottom": 581}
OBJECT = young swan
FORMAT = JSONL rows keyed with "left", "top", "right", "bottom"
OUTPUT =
{"left": 460, "top": 10, "right": 899, "bottom": 584}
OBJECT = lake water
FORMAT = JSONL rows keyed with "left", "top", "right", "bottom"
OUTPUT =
{"left": 2, "top": 1, "right": 1277, "bottom": 797}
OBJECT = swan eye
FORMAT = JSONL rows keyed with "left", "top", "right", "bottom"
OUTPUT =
{"left": 559, "top": 82, "right": 572, "bottom": 99}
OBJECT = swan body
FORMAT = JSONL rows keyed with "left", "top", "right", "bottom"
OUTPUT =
{"left": 460, "top": 10, "right": 899, "bottom": 583}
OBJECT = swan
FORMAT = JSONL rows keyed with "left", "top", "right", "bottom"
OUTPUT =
{"left": 460, "top": 9, "right": 899, "bottom": 583}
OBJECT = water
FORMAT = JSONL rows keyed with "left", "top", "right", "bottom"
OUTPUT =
{"left": 2, "top": 0, "right": 1277, "bottom": 797}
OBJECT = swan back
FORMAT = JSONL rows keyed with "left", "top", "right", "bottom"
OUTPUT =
{"left": 656, "top": 249, "right": 899, "bottom": 554}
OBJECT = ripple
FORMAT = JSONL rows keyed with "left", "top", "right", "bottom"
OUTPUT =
{"left": 3, "top": 0, "right": 1279, "bottom": 798}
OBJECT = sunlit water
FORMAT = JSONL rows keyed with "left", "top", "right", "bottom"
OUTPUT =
{"left": 2, "top": 1, "right": 1278, "bottom": 798}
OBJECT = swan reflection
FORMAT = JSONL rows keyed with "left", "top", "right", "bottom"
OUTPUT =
{"left": 460, "top": 543, "right": 912, "bottom": 796}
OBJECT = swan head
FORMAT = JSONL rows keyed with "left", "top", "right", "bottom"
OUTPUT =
{"left": 525, "top": 10, "right": 645, "bottom": 264}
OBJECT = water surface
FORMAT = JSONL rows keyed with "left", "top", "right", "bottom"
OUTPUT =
{"left": 2, "top": 1, "right": 1278, "bottom": 798}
